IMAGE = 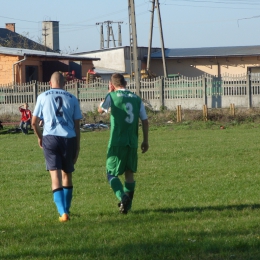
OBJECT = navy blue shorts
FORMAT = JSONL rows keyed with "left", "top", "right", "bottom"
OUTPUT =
{"left": 42, "top": 135, "right": 77, "bottom": 173}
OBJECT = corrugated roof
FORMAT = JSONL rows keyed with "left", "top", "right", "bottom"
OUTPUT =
{"left": 150, "top": 45, "right": 260, "bottom": 59}
{"left": 0, "top": 46, "right": 100, "bottom": 61}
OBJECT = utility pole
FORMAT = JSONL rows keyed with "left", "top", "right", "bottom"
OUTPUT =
{"left": 42, "top": 26, "right": 49, "bottom": 55}
{"left": 96, "top": 21, "right": 123, "bottom": 49}
{"left": 106, "top": 21, "right": 111, "bottom": 48}
{"left": 96, "top": 22, "right": 104, "bottom": 49}
{"left": 128, "top": 0, "right": 140, "bottom": 96}
{"left": 109, "top": 25, "right": 116, "bottom": 48}
{"left": 147, "top": 0, "right": 168, "bottom": 77}
{"left": 147, "top": 0, "right": 155, "bottom": 74}
{"left": 118, "top": 23, "right": 122, "bottom": 47}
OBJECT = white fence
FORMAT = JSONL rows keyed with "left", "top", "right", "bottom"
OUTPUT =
{"left": 1, "top": 73, "right": 260, "bottom": 115}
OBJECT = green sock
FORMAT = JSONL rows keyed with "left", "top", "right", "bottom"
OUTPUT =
{"left": 124, "top": 181, "right": 135, "bottom": 195}
{"left": 110, "top": 177, "right": 124, "bottom": 201}
{"left": 124, "top": 181, "right": 135, "bottom": 210}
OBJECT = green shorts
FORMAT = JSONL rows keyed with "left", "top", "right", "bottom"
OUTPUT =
{"left": 106, "top": 146, "right": 138, "bottom": 176}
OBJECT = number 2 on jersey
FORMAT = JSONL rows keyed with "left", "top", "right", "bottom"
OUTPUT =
{"left": 125, "top": 102, "right": 134, "bottom": 123}
{"left": 55, "top": 96, "right": 63, "bottom": 117}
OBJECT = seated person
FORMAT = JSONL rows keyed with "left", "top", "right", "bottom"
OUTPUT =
{"left": 19, "top": 103, "right": 32, "bottom": 134}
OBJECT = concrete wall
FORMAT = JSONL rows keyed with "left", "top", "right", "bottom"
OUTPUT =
{"left": 2, "top": 74, "right": 260, "bottom": 116}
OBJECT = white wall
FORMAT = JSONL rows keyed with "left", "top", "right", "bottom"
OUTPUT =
{"left": 78, "top": 49, "right": 126, "bottom": 72}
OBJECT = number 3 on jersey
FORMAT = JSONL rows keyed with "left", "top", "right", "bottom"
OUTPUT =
{"left": 125, "top": 102, "right": 134, "bottom": 124}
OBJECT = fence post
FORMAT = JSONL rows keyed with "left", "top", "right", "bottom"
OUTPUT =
{"left": 177, "top": 105, "right": 182, "bottom": 122}
{"left": 75, "top": 81, "right": 79, "bottom": 99}
{"left": 230, "top": 103, "right": 235, "bottom": 116}
{"left": 159, "top": 76, "right": 164, "bottom": 109}
{"left": 203, "top": 104, "right": 208, "bottom": 121}
{"left": 202, "top": 76, "right": 207, "bottom": 105}
{"left": 33, "top": 81, "right": 37, "bottom": 106}
{"left": 247, "top": 73, "right": 251, "bottom": 108}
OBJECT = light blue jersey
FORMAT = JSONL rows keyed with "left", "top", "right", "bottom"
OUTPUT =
{"left": 33, "top": 88, "right": 82, "bottom": 137}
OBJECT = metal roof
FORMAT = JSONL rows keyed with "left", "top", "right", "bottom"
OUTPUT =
{"left": 0, "top": 46, "right": 100, "bottom": 61}
{"left": 150, "top": 45, "right": 260, "bottom": 59}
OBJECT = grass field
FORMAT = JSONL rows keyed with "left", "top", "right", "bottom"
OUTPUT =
{"left": 1, "top": 122, "right": 260, "bottom": 259}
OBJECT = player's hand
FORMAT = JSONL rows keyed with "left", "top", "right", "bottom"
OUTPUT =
{"left": 141, "top": 142, "right": 149, "bottom": 153}
{"left": 108, "top": 81, "right": 115, "bottom": 92}
{"left": 38, "top": 138, "right": 43, "bottom": 148}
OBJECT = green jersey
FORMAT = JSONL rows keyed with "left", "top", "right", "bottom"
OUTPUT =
{"left": 102, "top": 89, "right": 146, "bottom": 148}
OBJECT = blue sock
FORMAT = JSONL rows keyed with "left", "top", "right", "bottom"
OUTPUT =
{"left": 63, "top": 186, "right": 73, "bottom": 214}
{"left": 53, "top": 188, "right": 66, "bottom": 216}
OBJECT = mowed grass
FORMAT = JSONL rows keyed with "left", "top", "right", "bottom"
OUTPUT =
{"left": 1, "top": 123, "right": 260, "bottom": 259}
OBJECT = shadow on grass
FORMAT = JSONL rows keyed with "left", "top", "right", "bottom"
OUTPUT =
{"left": 2, "top": 204, "right": 260, "bottom": 260}
{"left": 0, "top": 128, "right": 34, "bottom": 135}
{"left": 133, "top": 203, "right": 260, "bottom": 214}
{"left": 2, "top": 225, "right": 260, "bottom": 260}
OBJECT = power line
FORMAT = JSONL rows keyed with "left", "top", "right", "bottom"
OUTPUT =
{"left": 0, "top": 15, "right": 38, "bottom": 23}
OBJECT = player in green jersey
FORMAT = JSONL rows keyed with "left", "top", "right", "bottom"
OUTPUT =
{"left": 98, "top": 73, "right": 149, "bottom": 214}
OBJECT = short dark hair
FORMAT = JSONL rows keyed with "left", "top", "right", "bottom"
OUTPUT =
{"left": 111, "top": 73, "right": 126, "bottom": 87}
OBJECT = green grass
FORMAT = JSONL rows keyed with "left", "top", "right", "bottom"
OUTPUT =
{"left": 1, "top": 123, "right": 260, "bottom": 259}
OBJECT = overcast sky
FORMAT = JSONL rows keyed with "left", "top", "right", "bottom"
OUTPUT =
{"left": 1, "top": 0, "right": 260, "bottom": 53}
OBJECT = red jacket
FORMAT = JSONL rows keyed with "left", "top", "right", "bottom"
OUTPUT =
{"left": 19, "top": 108, "right": 32, "bottom": 122}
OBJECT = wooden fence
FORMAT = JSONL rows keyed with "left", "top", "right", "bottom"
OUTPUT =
{"left": 1, "top": 73, "right": 260, "bottom": 114}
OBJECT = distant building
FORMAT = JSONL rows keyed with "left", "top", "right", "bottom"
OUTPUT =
{"left": 148, "top": 46, "right": 260, "bottom": 77}
{"left": 0, "top": 23, "right": 51, "bottom": 51}
{"left": 74, "top": 46, "right": 161, "bottom": 78}
{"left": 0, "top": 46, "right": 99, "bottom": 84}
{"left": 74, "top": 45, "right": 260, "bottom": 78}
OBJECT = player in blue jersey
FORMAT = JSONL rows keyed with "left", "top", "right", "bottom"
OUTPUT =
{"left": 98, "top": 73, "right": 149, "bottom": 214}
{"left": 32, "top": 72, "right": 82, "bottom": 222}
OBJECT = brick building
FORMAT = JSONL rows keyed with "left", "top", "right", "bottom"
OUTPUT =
{"left": 0, "top": 47, "right": 99, "bottom": 85}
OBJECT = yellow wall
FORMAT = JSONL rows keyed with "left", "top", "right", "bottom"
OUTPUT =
{"left": 0, "top": 55, "right": 43, "bottom": 84}
{"left": 0, "top": 54, "right": 19, "bottom": 85}
{"left": 150, "top": 56, "right": 260, "bottom": 77}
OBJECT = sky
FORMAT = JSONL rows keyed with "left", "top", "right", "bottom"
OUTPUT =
{"left": 1, "top": 0, "right": 260, "bottom": 53}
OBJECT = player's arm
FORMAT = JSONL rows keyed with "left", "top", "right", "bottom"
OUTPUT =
{"left": 139, "top": 102, "right": 149, "bottom": 153}
{"left": 32, "top": 115, "right": 43, "bottom": 148}
{"left": 98, "top": 82, "right": 115, "bottom": 114}
{"left": 98, "top": 100, "right": 105, "bottom": 114}
{"left": 18, "top": 105, "right": 24, "bottom": 112}
{"left": 73, "top": 119, "right": 81, "bottom": 164}
{"left": 98, "top": 94, "right": 111, "bottom": 114}
{"left": 141, "top": 119, "right": 149, "bottom": 153}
